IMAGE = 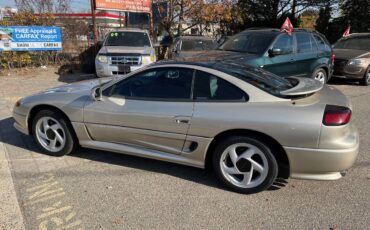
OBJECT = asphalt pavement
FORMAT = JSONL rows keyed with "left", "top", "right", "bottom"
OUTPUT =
{"left": 0, "top": 68, "right": 369, "bottom": 229}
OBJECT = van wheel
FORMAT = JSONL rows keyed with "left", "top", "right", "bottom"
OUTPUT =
{"left": 360, "top": 66, "right": 370, "bottom": 86}
{"left": 212, "top": 136, "right": 278, "bottom": 194}
{"left": 312, "top": 68, "right": 327, "bottom": 84}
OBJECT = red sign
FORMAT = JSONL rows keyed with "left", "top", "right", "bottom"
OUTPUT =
{"left": 343, "top": 26, "right": 351, "bottom": 37}
{"left": 95, "top": 0, "right": 151, "bottom": 13}
{"left": 280, "top": 17, "right": 294, "bottom": 35}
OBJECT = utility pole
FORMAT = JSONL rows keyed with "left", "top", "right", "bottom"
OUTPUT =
{"left": 90, "top": 0, "right": 97, "bottom": 54}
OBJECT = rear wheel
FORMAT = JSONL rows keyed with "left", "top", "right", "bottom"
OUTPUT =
{"left": 312, "top": 68, "right": 327, "bottom": 84}
{"left": 360, "top": 66, "right": 370, "bottom": 86}
{"left": 32, "top": 110, "right": 77, "bottom": 156}
{"left": 212, "top": 136, "right": 278, "bottom": 194}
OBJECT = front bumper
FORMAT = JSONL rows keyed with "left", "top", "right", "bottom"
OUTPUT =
{"left": 284, "top": 131, "right": 359, "bottom": 180}
{"left": 95, "top": 61, "right": 150, "bottom": 78}
{"left": 333, "top": 65, "right": 367, "bottom": 80}
{"left": 13, "top": 111, "right": 29, "bottom": 135}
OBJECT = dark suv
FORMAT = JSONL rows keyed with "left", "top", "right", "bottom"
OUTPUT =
{"left": 181, "top": 29, "right": 334, "bottom": 83}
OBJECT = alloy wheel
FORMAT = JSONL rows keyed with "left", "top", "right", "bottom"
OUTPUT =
{"left": 314, "top": 71, "right": 326, "bottom": 83}
{"left": 219, "top": 143, "right": 269, "bottom": 189}
{"left": 35, "top": 117, "right": 66, "bottom": 152}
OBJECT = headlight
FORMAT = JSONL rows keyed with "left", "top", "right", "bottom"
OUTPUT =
{"left": 348, "top": 59, "right": 364, "bottom": 66}
{"left": 97, "top": 55, "right": 108, "bottom": 64}
{"left": 142, "top": 55, "right": 156, "bottom": 65}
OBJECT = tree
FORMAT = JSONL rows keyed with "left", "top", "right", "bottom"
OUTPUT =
{"left": 14, "top": 0, "right": 71, "bottom": 13}
{"left": 340, "top": 0, "right": 370, "bottom": 33}
{"left": 315, "top": 2, "right": 331, "bottom": 35}
{"left": 238, "top": 0, "right": 330, "bottom": 28}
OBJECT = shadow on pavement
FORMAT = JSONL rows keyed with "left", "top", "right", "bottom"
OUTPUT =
{"left": 328, "top": 77, "right": 361, "bottom": 86}
{"left": 0, "top": 116, "right": 287, "bottom": 193}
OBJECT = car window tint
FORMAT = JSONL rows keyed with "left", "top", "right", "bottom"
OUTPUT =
{"left": 194, "top": 70, "right": 247, "bottom": 101}
{"left": 296, "top": 33, "right": 314, "bottom": 53}
{"left": 104, "top": 68, "right": 193, "bottom": 100}
{"left": 272, "top": 34, "right": 293, "bottom": 54}
{"left": 105, "top": 32, "right": 151, "bottom": 47}
{"left": 313, "top": 34, "right": 329, "bottom": 51}
{"left": 219, "top": 32, "right": 276, "bottom": 54}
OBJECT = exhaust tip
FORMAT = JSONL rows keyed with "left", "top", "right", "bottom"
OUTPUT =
{"left": 340, "top": 170, "right": 348, "bottom": 177}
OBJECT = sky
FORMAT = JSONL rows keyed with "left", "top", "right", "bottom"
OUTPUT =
{"left": 0, "top": 0, "right": 91, "bottom": 11}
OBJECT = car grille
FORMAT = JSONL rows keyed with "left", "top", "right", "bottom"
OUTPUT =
{"left": 334, "top": 59, "right": 348, "bottom": 68}
{"left": 110, "top": 56, "right": 141, "bottom": 66}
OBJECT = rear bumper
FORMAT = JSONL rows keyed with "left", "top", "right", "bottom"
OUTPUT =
{"left": 284, "top": 138, "right": 359, "bottom": 180}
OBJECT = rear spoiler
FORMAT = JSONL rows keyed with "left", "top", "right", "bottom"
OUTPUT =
{"left": 280, "top": 77, "right": 323, "bottom": 96}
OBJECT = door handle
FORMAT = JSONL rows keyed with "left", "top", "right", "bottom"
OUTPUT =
{"left": 175, "top": 119, "right": 189, "bottom": 124}
{"left": 174, "top": 116, "right": 190, "bottom": 124}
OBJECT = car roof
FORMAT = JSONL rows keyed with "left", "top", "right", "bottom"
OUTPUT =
{"left": 178, "top": 36, "right": 214, "bottom": 40}
{"left": 240, "top": 28, "right": 319, "bottom": 34}
{"left": 344, "top": 33, "right": 370, "bottom": 38}
{"left": 111, "top": 28, "right": 149, "bottom": 33}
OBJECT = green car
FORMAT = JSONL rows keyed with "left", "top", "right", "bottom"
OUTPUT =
{"left": 182, "top": 29, "right": 334, "bottom": 83}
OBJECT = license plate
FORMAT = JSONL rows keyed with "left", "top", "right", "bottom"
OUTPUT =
{"left": 118, "top": 65, "right": 131, "bottom": 73}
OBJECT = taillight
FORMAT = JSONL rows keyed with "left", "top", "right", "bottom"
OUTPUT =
{"left": 331, "top": 52, "right": 335, "bottom": 64}
{"left": 323, "top": 105, "right": 351, "bottom": 126}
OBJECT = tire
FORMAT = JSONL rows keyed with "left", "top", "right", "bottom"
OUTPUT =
{"left": 360, "top": 66, "right": 370, "bottom": 86}
{"left": 32, "top": 110, "right": 77, "bottom": 156}
{"left": 212, "top": 136, "right": 278, "bottom": 194}
{"left": 312, "top": 68, "right": 327, "bottom": 84}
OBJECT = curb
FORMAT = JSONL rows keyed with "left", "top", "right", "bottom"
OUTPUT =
{"left": 0, "top": 137, "right": 26, "bottom": 230}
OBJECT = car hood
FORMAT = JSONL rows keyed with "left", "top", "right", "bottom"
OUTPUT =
{"left": 99, "top": 46, "right": 153, "bottom": 55}
{"left": 175, "top": 50, "right": 259, "bottom": 62}
{"left": 334, "top": 48, "right": 370, "bottom": 60}
{"left": 42, "top": 77, "right": 114, "bottom": 95}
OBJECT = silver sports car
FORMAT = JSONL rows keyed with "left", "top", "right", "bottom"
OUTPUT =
{"left": 13, "top": 61, "right": 359, "bottom": 194}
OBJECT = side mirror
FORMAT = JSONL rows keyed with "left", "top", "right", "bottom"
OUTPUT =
{"left": 268, "top": 48, "right": 282, "bottom": 57}
{"left": 91, "top": 87, "right": 103, "bottom": 101}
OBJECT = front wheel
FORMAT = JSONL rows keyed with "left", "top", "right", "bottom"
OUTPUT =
{"left": 312, "top": 68, "right": 327, "bottom": 84}
{"left": 32, "top": 110, "right": 77, "bottom": 156}
{"left": 212, "top": 136, "right": 278, "bottom": 194}
{"left": 360, "top": 66, "right": 370, "bottom": 86}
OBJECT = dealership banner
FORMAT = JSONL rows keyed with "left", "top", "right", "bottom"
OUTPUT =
{"left": 95, "top": 0, "right": 151, "bottom": 13}
{"left": 0, "top": 26, "right": 62, "bottom": 51}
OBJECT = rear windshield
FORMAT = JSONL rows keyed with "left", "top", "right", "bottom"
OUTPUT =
{"left": 334, "top": 36, "right": 370, "bottom": 51}
{"left": 211, "top": 62, "right": 296, "bottom": 96}
{"left": 105, "top": 31, "right": 151, "bottom": 47}
{"left": 218, "top": 32, "right": 276, "bottom": 54}
{"left": 181, "top": 39, "right": 217, "bottom": 51}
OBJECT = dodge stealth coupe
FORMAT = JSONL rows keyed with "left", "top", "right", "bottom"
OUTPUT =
{"left": 13, "top": 61, "right": 359, "bottom": 194}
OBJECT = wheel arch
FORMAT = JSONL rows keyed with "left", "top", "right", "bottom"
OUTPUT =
{"left": 27, "top": 104, "right": 75, "bottom": 137}
{"left": 205, "top": 129, "right": 290, "bottom": 178}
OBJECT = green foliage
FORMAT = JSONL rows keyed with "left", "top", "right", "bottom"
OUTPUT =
{"left": 315, "top": 3, "right": 332, "bottom": 35}
{"left": 340, "top": 0, "right": 370, "bottom": 33}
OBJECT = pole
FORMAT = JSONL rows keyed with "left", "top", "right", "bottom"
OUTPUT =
{"left": 125, "top": 12, "right": 129, "bottom": 27}
{"left": 149, "top": 11, "right": 154, "bottom": 39}
{"left": 90, "top": 0, "right": 97, "bottom": 54}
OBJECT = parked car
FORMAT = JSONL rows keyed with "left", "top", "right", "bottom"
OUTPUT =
{"left": 13, "top": 61, "right": 358, "bottom": 194}
{"left": 179, "top": 28, "right": 334, "bottom": 83}
{"left": 333, "top": 33, "right": 370, "bottom": 85}
{"left": 170, "top": 36, "right": 217, "bottom": 59}
{"left": 95, "top": 28, "right": 156, "bottom": 78}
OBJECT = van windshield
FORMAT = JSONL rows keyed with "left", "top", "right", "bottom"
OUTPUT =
{"left": 105, "top": 32, "right": 151, "bottom": 47}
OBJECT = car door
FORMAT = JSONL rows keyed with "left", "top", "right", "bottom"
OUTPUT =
{"left": 83, "top": 67, "right": 194, "bottom": 155}
{"left": 186, "top": 70, "right": 248, "bottom": 140}
{"left": 294, "top": 32, "right": 319, "bottom": 77}
{"left": 263, "top": 33, "right": 297, "bottom": 77}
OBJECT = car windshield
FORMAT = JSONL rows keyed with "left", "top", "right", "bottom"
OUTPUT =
{"left": 181, "top": 39, "right": 217, "bottom": 51}
{"left": 211, "top": 62, "right": 296, "bottom": 96}
{"left": 105, "top": 31, "right": 151, "bottom": 47}
{"left": 218, "top": 32, "right": 276, "bottom": 54}
{"left": 334, "top": 36, "right": 370, "bottom": 51}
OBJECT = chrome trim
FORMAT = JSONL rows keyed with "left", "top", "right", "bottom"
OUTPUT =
{"left": 110, "top": 56, "right": 142, "bottom": 66}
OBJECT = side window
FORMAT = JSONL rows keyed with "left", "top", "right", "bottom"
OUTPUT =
{"left": 272, "top": 34, "right": 293, "bottom": 54}
{"left": 103, "top": 68, "right": 193, "bottom": 100}
{"left": 296, "top": 33, "right": 314, "bottom": 53}
{"left": 313, "top": 34, "right": 329, "bottom": 51}
{"left": 194, "top": 71, "right": 247, "bottom": 101}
